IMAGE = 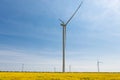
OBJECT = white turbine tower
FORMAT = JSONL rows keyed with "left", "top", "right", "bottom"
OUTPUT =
{"left": 97, "top": 60, "right": 102, "bottom": 72}
{"left": 59, "top": 0, "right": 83, "bottom": 72}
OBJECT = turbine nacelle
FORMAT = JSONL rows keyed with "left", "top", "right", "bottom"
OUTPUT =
{"left": 60, "top": 23, "right": 66, "bottom": 27}
{"left": 59, "top": 19, "right": 66, "bottom": 27}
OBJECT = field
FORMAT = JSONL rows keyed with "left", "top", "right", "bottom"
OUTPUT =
{"left": 1, "top": 72, "right": 120, "bottom": 80}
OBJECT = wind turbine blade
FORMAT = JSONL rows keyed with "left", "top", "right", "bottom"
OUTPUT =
{"left": 59, "top": 19, "right": 64, "bottom": 24}
{"left": 65, "top": 1, "right": 83, "bottom": 26}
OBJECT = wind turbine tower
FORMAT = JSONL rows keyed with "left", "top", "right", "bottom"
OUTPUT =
{"left": 59, "top": 0, "right": 83, "bottom": 72}
{"left": 97, "top": 60, "right": 102, "bottom": 72}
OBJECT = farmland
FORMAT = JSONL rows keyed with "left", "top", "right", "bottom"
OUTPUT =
{"left": 0, "top": 72, "right": 120, "bottom": 80}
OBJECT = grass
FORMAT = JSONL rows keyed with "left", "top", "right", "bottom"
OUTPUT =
{"left": 0, "top": 72, "right": 120, "bottom": 80}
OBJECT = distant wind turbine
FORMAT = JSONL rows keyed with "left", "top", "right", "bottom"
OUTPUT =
{"left": 59, "top": 0, "right": 83, "bottom": 72}
{"left": 22, "top": 64, "right": 24, "bottom": 72}
{"left": 97, "top": 60, "right": 102, "bottom": 72}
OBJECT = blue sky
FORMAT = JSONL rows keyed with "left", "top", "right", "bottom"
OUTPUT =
{"left": 1, "top": 0, "right": 120, "bottom": 72}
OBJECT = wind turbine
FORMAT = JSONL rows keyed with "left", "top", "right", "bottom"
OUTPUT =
{"left": 97, "top": 60, "right": 102, "bottom": 72}
{"left": 59, "top": 1, "right": 83, "bottom": 72}
{"left": 22, "top": 64, "right": 24, "bottom": 72}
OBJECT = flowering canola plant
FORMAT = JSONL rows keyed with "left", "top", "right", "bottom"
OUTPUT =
{"left": 0, "top": 72, "right": 120, "bottom": 80}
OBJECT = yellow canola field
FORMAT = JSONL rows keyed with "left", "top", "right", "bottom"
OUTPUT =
{"left": 0, "top": 72, "right": 120, "bottom": 80}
